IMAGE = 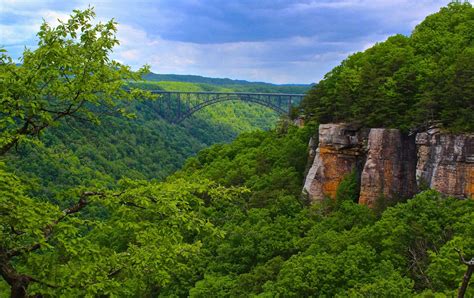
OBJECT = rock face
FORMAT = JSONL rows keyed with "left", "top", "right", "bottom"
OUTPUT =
{"left": 303, "top": 123, "right": 367, "bottom": 202}
{"left": 358, "top": 129, "right": 418, "bottom": 208}
{"left": 303, "top": 123, "right": 472, "bottom": 208}
{"left": 416, "top": 128, "right": 474, "bottom": 198}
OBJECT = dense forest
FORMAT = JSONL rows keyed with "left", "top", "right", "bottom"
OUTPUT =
{"left": 5, "top": 79, "right": 285, "bottom": 199}
{"left": 0, "top": 3, "right": 473, "bottom": 297}
{"left": 299, "top": 2, "right": 474, "bottom": 132}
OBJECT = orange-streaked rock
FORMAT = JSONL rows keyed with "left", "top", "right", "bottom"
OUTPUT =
{"left": 303, "top": 123, "right": 367, "bottom": 202}
{"left": 359, "top": 129, "right": 417, "bottom": 208}
{"left": 304, "top": 123, "right": 472, "bottom": 209}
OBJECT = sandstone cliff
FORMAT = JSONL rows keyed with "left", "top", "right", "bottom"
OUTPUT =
{"left": 303, "top": 124, "right": 473, "bottom": 207}
{"left": 303, "top": 123, "right": 367, "bottom": 202}
{"left": 416, "top": 127, "right": 474, "bottom": 198}
{"left": 358, "top": 129, "right": 417, "bottom": 208}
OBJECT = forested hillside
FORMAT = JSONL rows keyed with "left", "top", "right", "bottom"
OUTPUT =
{"left": 143, "top": 73, "right": 311, "bottom": 93}
{"left": 300, "top": 2, "right": 474, "bottom": 132}
{"left": 0, "top": 3, "right": 473, "bottom": 297}
{"left": 163, "top": 126, "right": 473, "bottom": 297}
{"left": 5, "top": 74, "right": 292, "bottom": 199}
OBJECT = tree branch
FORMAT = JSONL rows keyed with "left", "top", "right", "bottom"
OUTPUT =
{"left": 455, "top": 248, "right": 474, "bottom": 266}
{"left": 10, "top": 225, "right": 24, "bottom": 236}
{"left": 7, "top": 191, "right": 104, "bottom": 258}
{"left": 455, "top": 248, "right": 474, "bottom": 298}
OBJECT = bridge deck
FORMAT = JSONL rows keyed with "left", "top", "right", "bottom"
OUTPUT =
{"left": 151, "top": 90, "right": 305, "bottom": 96}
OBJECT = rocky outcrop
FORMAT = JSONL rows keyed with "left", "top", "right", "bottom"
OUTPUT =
{"left": 358, "top": 129, "right": 418, "bottom": 208}
{"left": 303, "top": 123, "right": 472, "bottom": 208}
{"left": 293, "top": 116, "right": 305, "bottom": 128}
{"left": 416, "top": 128, "right": 474, "bottom": 198}
{"left": 303, "top": 123, "right": 367, "bottom": 202}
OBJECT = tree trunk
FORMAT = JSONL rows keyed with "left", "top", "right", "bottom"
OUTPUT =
{"left": 1, "top": 257, "right": 30, "bottom": 298}
{"left": 10, "top": 279, "right": 29, "bottom": 298}
{"left": 458, "top": 264, "right": 473, "bottom": 298}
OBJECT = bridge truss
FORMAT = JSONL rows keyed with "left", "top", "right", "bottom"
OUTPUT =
{"left": 150, "top": 91, "right": 305, "bottom": 124}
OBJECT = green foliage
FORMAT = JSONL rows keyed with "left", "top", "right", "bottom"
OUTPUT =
{"left": 190, "top": 274, "right": 237, "bottom": 298}
{"left": 263, "top": 245, "right": 413, "bottom": 297}
{"left": 135, "top": 80, "right": 280, "bottom": 133}
{"left": 300, "top": 2, "right": 474, "bottom": 132}
{"left": 143, "top": 72, "right": 311, "bottom": 94}
{"left": 7, "top": 73, "right": 297, "bottom": 200}
{"left": 2, "top": 4, "right": 473, "bottom": 297}
{"left": 0, "top": 8, "right": 151, "bottom": 155}
{"left": 1, "top": 159, "right": 247, "bottom": 296}
{"left": 335, "top": 168, "right": 359, "bottom": 205}
{"left": 427, "top": 236, "right": 474, "bottom": 296}
{"left": 3, "top": 116, "right": 473, "bottom": 296}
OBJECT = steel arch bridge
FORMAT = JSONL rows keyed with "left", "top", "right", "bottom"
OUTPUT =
{"left": 150, "top": 91, "right": 305, "bottom": 124}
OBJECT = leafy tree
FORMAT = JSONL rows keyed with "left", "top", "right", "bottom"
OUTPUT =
{"left": 0, "top": 161, "right": 242, "bottom": 296}
{"left": 0, "top": 8, "right": 242, "bottom": 297}
{"left": 0, "top": 7, "right": 150, "bottom": 155}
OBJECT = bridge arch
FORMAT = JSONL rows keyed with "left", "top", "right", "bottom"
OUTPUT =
{"left": 175, "top": 94, "right": 288, "bottom": 123}
{"left": 151, "top": 91, "right": 305, "bottom": 124}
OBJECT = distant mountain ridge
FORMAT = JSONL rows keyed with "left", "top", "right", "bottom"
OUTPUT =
{"left": 143, "top": 73, "right": 311, "bottom": 88}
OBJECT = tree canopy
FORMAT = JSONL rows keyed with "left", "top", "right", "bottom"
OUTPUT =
{"left": 0, "top": 8, "right": 150, "bottom": 155}
{"left": 299, "top": 2, "right": 474, "bottom": 132}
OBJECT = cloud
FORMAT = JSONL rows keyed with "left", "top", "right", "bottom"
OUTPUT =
{"left": 0, "top": 0, "right": 453, "bottom": 83}
{"left": 110, "top": 0, "right": 447, "bottom": 44}
{"left": 112, "top": 23, "right": 384, "bottom": 83}
{"left": 0, "top": 23, "right": 38, "bottom": 45}
{"left": 0, "top": 0, "right": 75, "bottom": 47}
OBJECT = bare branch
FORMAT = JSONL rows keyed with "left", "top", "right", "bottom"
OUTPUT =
{"left": 108, "top": 268, "right": 122, "bottom": 278}
{"left": 455, "top": 248, "right": 474, "bottom": 298}
{"left": 455, "top": 248, "right": 474, "bottom": 266}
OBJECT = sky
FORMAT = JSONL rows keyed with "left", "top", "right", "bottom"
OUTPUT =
{"left": 0, "top": 0, "right": 456, "bottom": 84}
